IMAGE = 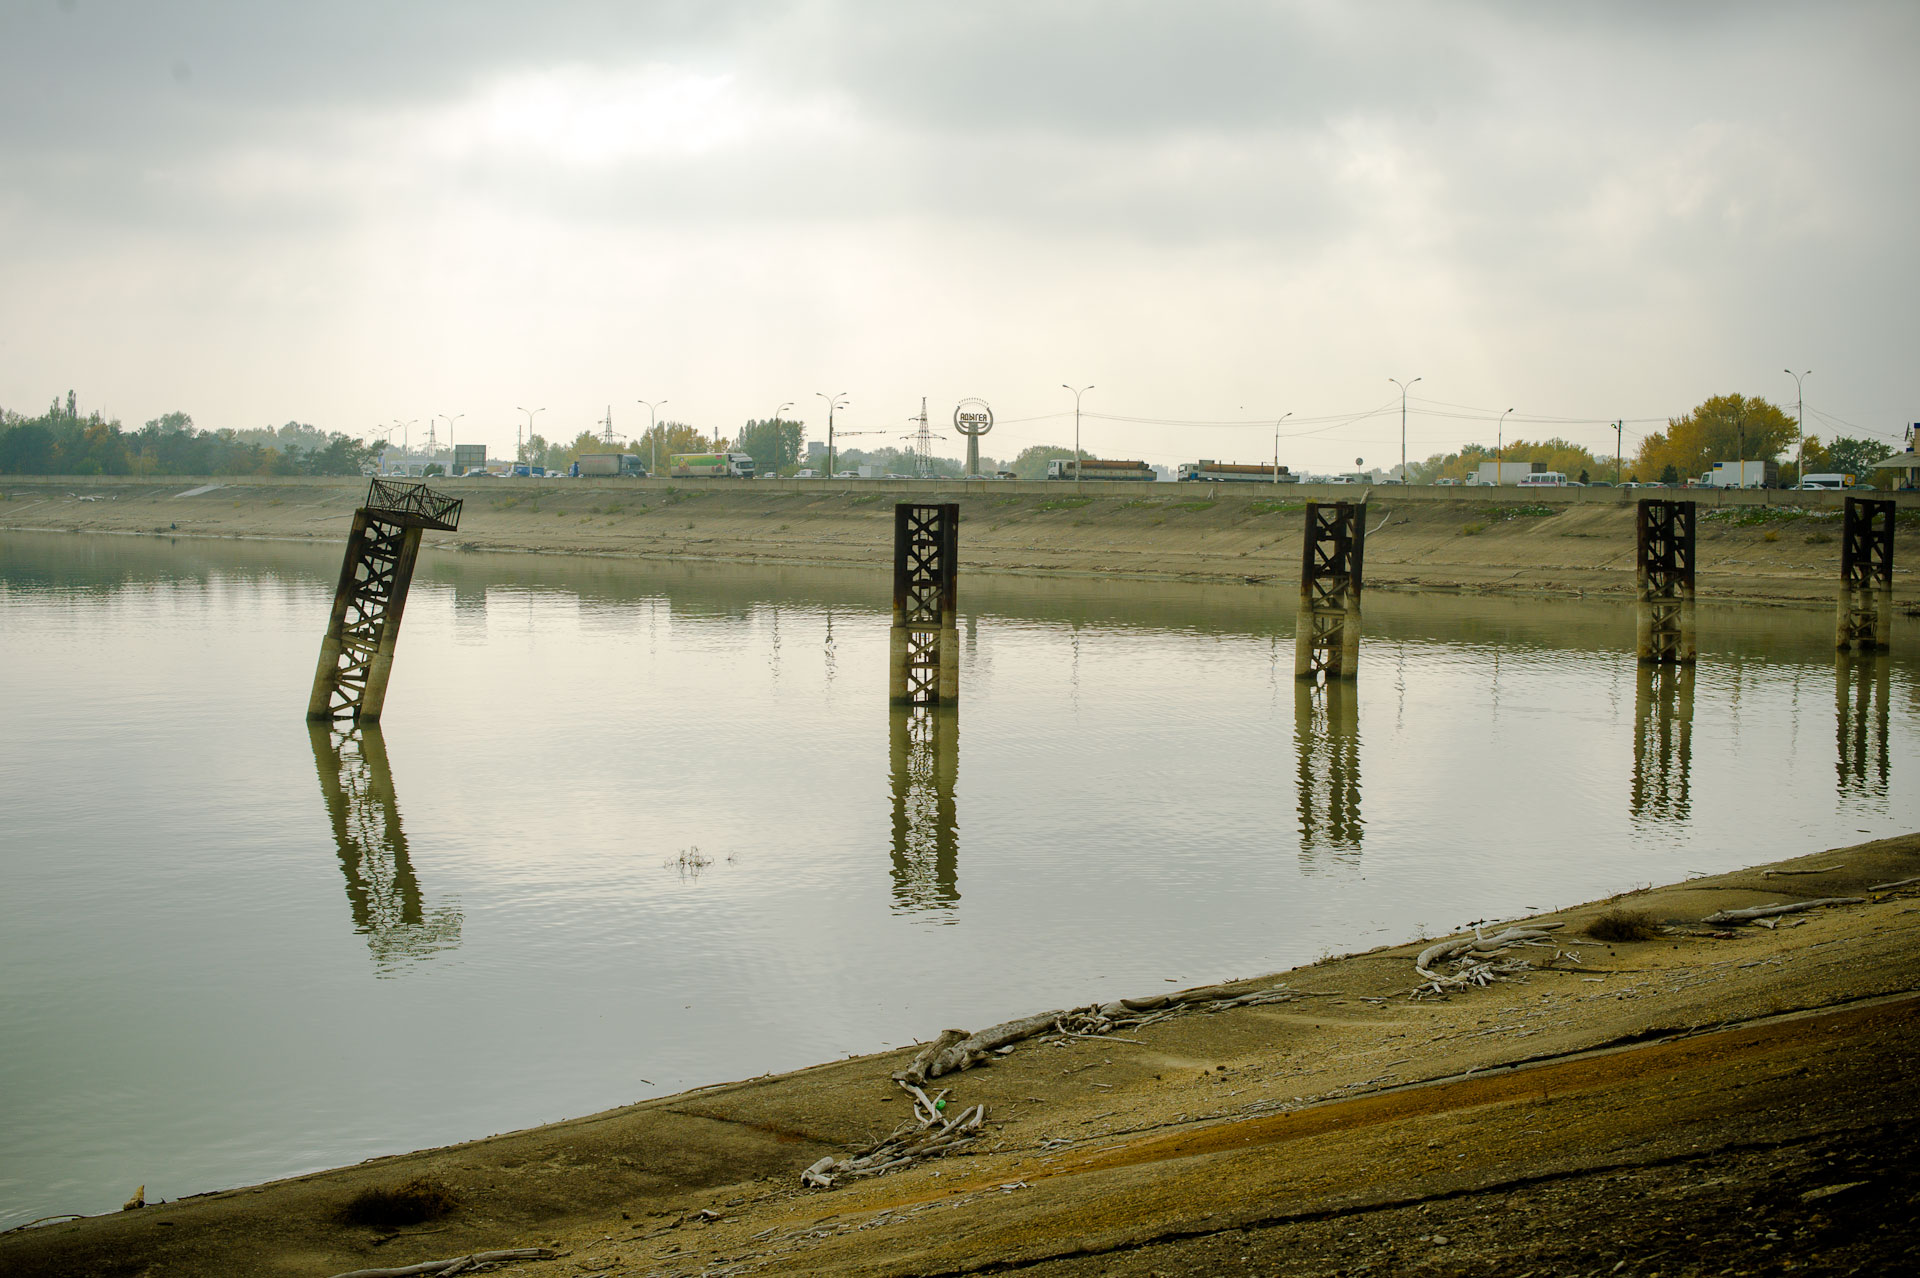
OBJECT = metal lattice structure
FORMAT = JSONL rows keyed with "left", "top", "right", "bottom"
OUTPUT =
{"left": 1835, "top": 657, "right": 1890, "bottom": 801}
{"left": 1635, "top": 500, "right": 1696, "bottom": 664}
{"left": 889, "top": 705, "right": 960, "bottom": 913}
{"left": 307, "top": 480, "right": 462, "bottom": 721}
{"left": 1837, "top": 496, "right": 1894, "bottom": 652}
{"left": 891, "top": 502, "right": 959, "bottom": 704}
{"left": 1294, "top": 500, "right": 1365, "bottom": 680}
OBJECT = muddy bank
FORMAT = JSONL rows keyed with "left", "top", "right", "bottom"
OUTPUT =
{"left": 4, "top": 475, "right": 1916, "bottom": 605}
{"left": 6, "top": 835, "right": 1918, "bottom": 1277}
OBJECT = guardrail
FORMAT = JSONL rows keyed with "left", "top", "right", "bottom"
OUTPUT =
{"left": 364, "top": 477, "right": 463, "bottom": 530}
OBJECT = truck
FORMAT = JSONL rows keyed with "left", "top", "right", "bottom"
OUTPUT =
{"left": 1471, "top": 461, "right": 1537, "bottom": 486}
{"left": 571, "top": 453, "right": 648, "bottom": 478}
{"left": 1699, "top": 460, "right": 1778, "bottom": 489}
{"left": 669, "top": 452, "right": 755, "bottom": 478}
{"left": 1176, "top": 460, "right": 1297, "bottom": 483}
{"left": 1046, "top": 458, "right": 1155, "bottom": 480}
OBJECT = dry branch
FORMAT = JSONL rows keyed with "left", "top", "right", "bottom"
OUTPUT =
{"left": 1700, "top": 897, "right": 1865, "bottom": 925}
{"left": 1870, "top": 875, "right": 1920, "bottom": 891}
{"left": 325, "top": 1249, "right": 558, "bottom": 1278}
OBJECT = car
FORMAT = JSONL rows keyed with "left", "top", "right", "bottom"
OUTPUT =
{"left": 1588, "top": 481, "right": 1613, "bottom": 487}
{"left": 833, "top": 470, "right": 858, "bottom": 479}
{"left": 1435, "top": 477, "right": 1460, "bottom": 486}
{"left": 794, "top": 469, "right": 817, "bottom": 478}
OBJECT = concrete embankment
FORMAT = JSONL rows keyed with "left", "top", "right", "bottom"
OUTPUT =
{"left": 4, "top": 474, "right": 1917, "bottom": 605}
{"left": 6, "top": 837, "right": 1918, "bottom": 1277}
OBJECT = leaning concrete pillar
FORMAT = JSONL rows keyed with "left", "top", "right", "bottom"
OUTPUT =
{"left": 1634, "top": 499, "right": 1696, "bottom": 664}
{"left": 1836, "top": 496, "right": 1894, "bottom": 652}
{"left": 1295, "top": 500, "right": 1365, "bottom": 680}
{"left": 308, "top": 479, "right": 463, "bottom": 721}
{"left": 891, "top": 502, "right": 959, "bottom": 704}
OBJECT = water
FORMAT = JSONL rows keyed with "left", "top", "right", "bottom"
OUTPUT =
{"left": 1, "top": 531, "right": 1912, "bottom": 1227}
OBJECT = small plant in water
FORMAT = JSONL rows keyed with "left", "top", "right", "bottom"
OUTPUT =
{"left": 342, "top": 1176, "right": 458, "bottom": 1228}
{"left": 667, "top": 846, "right": 714, "bottom": 878}
{"left": 1586, "top": 907, "right": 1661, "bottom": 942}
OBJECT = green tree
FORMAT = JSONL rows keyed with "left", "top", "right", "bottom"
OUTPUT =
{"left": 1007, "top": 444, "right": 1083, "bottom": 480}
{"left": 632, "top": 420, "right": 721, "bottom": 470}
{"left": 734, "top": 417, "right": 805, "bottom": 475}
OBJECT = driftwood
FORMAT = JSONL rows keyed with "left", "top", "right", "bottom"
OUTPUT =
{"left": 1763, "top": 863, "right": 1844, "bottom": 877}
{"left": 1410, "top": 924, "right": 1571, "bottom": 995}
{"left": 325, "top": 1250, "right": 559, "bottom": 1278}
{"left": 801, "top": 1095, "right": 986, "bottom": 1188}
{"left": 1701, "top": 897, "right": 1865, "bottom": 925}
{"left": 894, "top": 1011, "right": 1064, "bottom": 1086}
{"left": 1869, "top": 875, "right": 1920, "bottom": 891}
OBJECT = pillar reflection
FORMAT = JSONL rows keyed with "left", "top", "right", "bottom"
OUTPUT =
{"left": 308, "top": 721, "right": 462, "bottom": 970}
{"left": 1630, "top": 664, "right": 1694, "bottom": 823}
{"left": 1835, "top": 655, "right": 1891, "bottom": 802}
{"left": 1294, "top": 679, "right": 1362, "bottom": 866}
{"left": 889, "top": 705, "right": 960, "bottom": 918}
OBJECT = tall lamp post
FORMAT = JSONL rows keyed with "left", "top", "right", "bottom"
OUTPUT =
{"left": 1388, "top": 377, "right": 1421, "bottom": 483}
{"left": 816, "top": 391, "right": 848, "bottom": 478}
{"left": 515, "top": 406, "right": 544, "bottom": 470}
{"left": 1272, "top": 411, "right": 1292, "bottom": 483}
{"left": 1784, "top": 369, "right": 1811, "bottom": 483}
{"left": 436, "top": 413, "right": 463, "bottom": 474}
{"left": 1063, "top": 384, "right": 1094, "bottom": 484}
{"left": 637, "top": 399, "right": 668, "bottom": 476}
{"left": 1497, "top": 407, "right": 1513, "bottom": 486}
{"left": 772, "top": 401, "right": 794, "bottom": 475}
{"left": 394, "top": 419, "right": 417, "bottom": 473}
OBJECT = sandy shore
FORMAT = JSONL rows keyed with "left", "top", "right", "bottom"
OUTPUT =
{"left": 5, "top": 836, "right": 1917, "bottom": 1277}
{"left": 4, "top": 475, "right": 1916, "bottom": 606}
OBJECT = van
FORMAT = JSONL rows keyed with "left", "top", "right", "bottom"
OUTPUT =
{"left": 1517, "top": 471, "right": 1567, "bottom": 487}
{"left": 1797, "top": 473, "right": 1850, "bottom": 490}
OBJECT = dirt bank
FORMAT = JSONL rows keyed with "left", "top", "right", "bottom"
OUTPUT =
{"left": 7, "top": 836, "right": 1918, "bottom": 1278}
{"left": 5, "top": 475, "right": 1917, "bottom": 605}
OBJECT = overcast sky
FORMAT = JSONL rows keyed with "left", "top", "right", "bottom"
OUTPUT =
{"left": 2, "top": 0, "right": 1913, "bottom": 470}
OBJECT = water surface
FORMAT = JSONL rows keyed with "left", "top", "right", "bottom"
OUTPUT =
{"left": 1, "top": 532, "right": 1912, "bottom": 1227}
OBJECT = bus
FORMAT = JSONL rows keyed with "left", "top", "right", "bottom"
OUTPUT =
{"left": 1517, "top": 471, "right": 1567, "bottom": 487}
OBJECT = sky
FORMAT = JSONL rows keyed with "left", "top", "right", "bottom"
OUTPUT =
{"left": 2, "top": 0, "right": 1914, "bottom": 472}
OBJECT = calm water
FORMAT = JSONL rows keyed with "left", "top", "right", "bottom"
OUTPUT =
{"left": 1, "top": 531, "right": 1913, "bottom": 1226}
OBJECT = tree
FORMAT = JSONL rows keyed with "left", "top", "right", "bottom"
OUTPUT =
{"left": 632, "top": 420, "right": 719, "bottom": 469}
{"left": 1007, "top": 444, "right": 1083, "bottom": 480}
{"left": 734, "top": 417, "right": 805, "bottom": 475}
{"left": 1633, "top": 394, "right": 1795, "bottom": 484}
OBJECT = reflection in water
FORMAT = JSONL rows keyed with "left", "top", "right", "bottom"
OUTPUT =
{"left": 307, "top": 722, "right": 462, "bottom": 971}
{"left": 889, "top": 706, "right": 959, "bottom": 918}
{"left": 1836, "top": 655, "right": 1891, "bottom": 803}
{"left": 1631, "top": 664, "right": 1695, "bottom": 822}
{"left": 1294, "top": 680, "right": 1362, "bottom": 865}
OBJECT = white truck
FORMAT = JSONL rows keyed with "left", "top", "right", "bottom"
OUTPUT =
{"left": 1471, "top": 461, "right": 1535, "bottom": 486}
{"left": 1698, "top": 460, "right": 1778, "bottom": 489}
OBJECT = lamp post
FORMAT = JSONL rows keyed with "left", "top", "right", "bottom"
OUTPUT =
{"left": 394, "top": 419, "right": 417, "bottom": 474}
{"left": 1497, "top": 407, "right": 1513, "bottom": 486}
{"left": 772, "top": 401, "right": 794, "bottom": 475}
{"left": 1063, "top": 384, "right": 1094, "bottom": 484}
{"left": 436, "top": 413, "right": 463, "bottom": 474}
{"left": 369, "top": 424, "right": 398, "bottom": 475}
{"left": 1388, "top": 377, "right": 1421, "bottom": 484}
{"left": 1784, "top": 369, "right": 1811, "bottom": 483}
{"left": 1272, "top": 411, "right": 1292, "bottom": 483}
{"left": 636, "top": 399, "right": 668, "bottom": 476}
{"left": 515, "top": 406, "right": 544, "bottom": 470}
{"left": 816, "top": 391, "right": 848, "bottom": 478}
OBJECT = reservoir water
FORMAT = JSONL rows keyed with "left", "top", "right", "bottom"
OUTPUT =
{"left": 2, "top": 530, "right": 1914, "bottom": 1227}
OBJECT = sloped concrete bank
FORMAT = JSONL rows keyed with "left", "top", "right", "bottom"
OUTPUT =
{"left": 6, "top": 836, "right": 1918, "bottom": 1277}
{"left": 4, "top": 475, "right": 1917, "bottom": 605}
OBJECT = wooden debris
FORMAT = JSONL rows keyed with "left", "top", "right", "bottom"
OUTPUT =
{"left": 1763, "top": 864, "right": 1844, "bottom": 876}
{"left": 1869, "top": 875, "right": 1920, "bottom": 891}
{"left": 1411, "top": 925, "right": 1565, "bottom": 994}
{"left": 801, "top": 1093, "right": 986, "bottom": 1189}
{"left": 324, "top": 1249, "right": 559, "bottom": 1278}
{"left": 1701, "top": 898, "right": 1865, "bottom": 925}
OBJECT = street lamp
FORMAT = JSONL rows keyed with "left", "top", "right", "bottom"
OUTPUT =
{"left": 1497, "top": 407, "right": 1514, "bottom": 486}
{"left": 816, "top": 391, "right": 848, "bottom": 478}
{"left": 1784, "top": 369, "right": 1811, "bottom": 483}
{"left": 515, "top": 406, "right": 544, "bottom": 469}
{"left": 772, "top": 402, "right": 794, "bottom": 476}
{"left": 1388, "top": 377, "right": 1421, "bottom": 484}
{"left": 393, "top": 419, "right": 417, "bottom": 473}
{"left": 1272, "top": 412, "right": 1292, "bottom": 483}
{"left": 1063, "top": 384, "right": 1094, "bottom": 483}
{"left": 636, "top": 399, "right": 668, "bottom": 476}
{"left": 436, "top": 413, "right": 463, "bottom": 473}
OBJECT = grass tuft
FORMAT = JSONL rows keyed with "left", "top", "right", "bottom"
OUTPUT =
{"left": 1586, "top": 908, "right": 1661, "bottom": 942}
{"left": 342, "top": 1177, "right": 458, "bottom": 1228}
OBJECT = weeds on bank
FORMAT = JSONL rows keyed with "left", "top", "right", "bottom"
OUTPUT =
{"left": 1172, "top": 500, "right": 1216, "bottom": 512}
{"left": 1479, "top": 503, "right": 1559, "bottom": 521}
{"left": 849, "top": 493, "right": 882, "bottom": 505}
{"left": 994, "top": 496, "right": 1022, "bottom": 508}
{"left": 1245, "top": 500, "right": 1305, "bottom": 516}
{"left": 342, "top": 1177, "right": 458, "bottom": 1228}
{"left": 1038, "top": 496, "right": 1093, "bottom": 512}
{"left": 1704, "top": 506, "right": 1808, "bottom": 527}
{"left": 1586, "top": 908, "right": 1662, "bottom": 942}
{"left": 1460, "top": 521, "right": 1486, "bottom": 536}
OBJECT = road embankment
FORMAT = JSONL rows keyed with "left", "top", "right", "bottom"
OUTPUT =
{"left": 5, "top": 836, "right": 1918, "bottom": 1277}
{"left": 4, "top": 475, "right": 1917, "bottom": 605}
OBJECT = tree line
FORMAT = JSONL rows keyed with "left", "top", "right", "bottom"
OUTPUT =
{"left": 0, "top": 393, "right": 376, "bottom": 476}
